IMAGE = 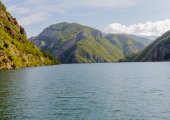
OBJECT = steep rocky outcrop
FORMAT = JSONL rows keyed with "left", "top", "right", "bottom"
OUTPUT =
{"left": 0, "top": 2, "right": 59, "bottom": 69}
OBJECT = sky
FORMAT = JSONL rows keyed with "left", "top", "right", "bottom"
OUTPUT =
{"left": 1, "top": 0, "right": 170, "bottom": 37}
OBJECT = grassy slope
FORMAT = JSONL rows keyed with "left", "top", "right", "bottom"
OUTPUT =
{"left": 75, "top": 38, "right": 123, "bottom": 63}
{"left": 127, "top": 30, "right": 170, "bottom": 62}
{"left": 74, "top": 26, "right": 124, "bottom": 63}
{"left": 105, "top": 34, "right": 145, "bottom": 55}
{"left": 0, "top": 2, "right": 59, "bottom": 69}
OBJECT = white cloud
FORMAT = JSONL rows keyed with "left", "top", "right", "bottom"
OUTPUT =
{"left": 8, "top": 5, "right": 30, "bottom": 14}
{"left": 18, "top": 12, "right": 46, "bottom": 25}
{"left": 104, "top": 19, "right": 170, "bottom": 36}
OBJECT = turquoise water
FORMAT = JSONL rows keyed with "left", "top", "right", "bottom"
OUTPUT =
{"left": 0, "top": 63, "right": 170, "bottom": 120}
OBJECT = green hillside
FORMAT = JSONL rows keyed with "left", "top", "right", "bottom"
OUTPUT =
{"left": 105, "top": 34, "right": 147, "bottom": 55}
{"left": 0, "top": 2, "right": 59, "bottom": 69}
{"left": 31, "top": 23, "right": 125, "bottom": 63}
{"left": 31, "top": 22, "right": 150, "bottom": 63}
{"left": 127, "top": 30, "right": 170, "bottom": 62}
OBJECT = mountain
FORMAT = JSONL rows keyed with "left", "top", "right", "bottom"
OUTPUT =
{"left": 126, "top": 35, "right": 152, "bottom": 46}
{"left": 0, "top": 2, "right": 59, "bottom": 69}
{"left": 127, "top": 30, "right": 170, "bottom": 62}
{"left": 30, "top": 22, "right": 125, "bottom": 63}
{"left": 105, "top": 34, "right": 151, "bottom": 55}
{"left": 136, "top": 35, "right": 158, "bottom": 41}
{"left": 31, "top": 22, "right": 150, "bottom": 63}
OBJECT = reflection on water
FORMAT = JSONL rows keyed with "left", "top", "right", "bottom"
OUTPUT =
{"left": 0, "top": 63, "right": 170, "bottom": 120}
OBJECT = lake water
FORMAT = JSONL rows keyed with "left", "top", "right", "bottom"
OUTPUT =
{"left": 0, "top": 63, "right": 170, "bottom": 120}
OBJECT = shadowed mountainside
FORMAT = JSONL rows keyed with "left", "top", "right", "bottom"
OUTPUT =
{"left": 125, "top": 30, "right": 170, "bottom": 62}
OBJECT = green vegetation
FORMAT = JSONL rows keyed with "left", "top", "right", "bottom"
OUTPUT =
{"left": 126, "top": 30, "right": 170, "bottom": 62}
{"left": 32, "top": 23, "right": 125, "bottom": 63}
{"left": 0, "top": 2, "right": 59, "bottom": 69}
{"left": 75, "top": 38, "right": 123, "bottom": 63}
{"left": 31, "top": 22, "right": 149, "bottom": 63}
{"left": 105, "top": 34, "right": 147, "bottom": 55}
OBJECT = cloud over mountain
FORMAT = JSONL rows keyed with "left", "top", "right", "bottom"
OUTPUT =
{"left": 104, "top": 19, "right": 170, "bottom": 36}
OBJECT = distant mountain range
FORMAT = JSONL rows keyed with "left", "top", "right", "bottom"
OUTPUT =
{"left": 136, "top": 35, "right": 158, "bottom": 41}
{"left": 30, "top": 22, "right": 152, "bottom": 63}
{"left": 0, "top": 2, "right": 59, "bottom": 69}
{"left": 105, "top": 34, "right": 152, "bottom": 55}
